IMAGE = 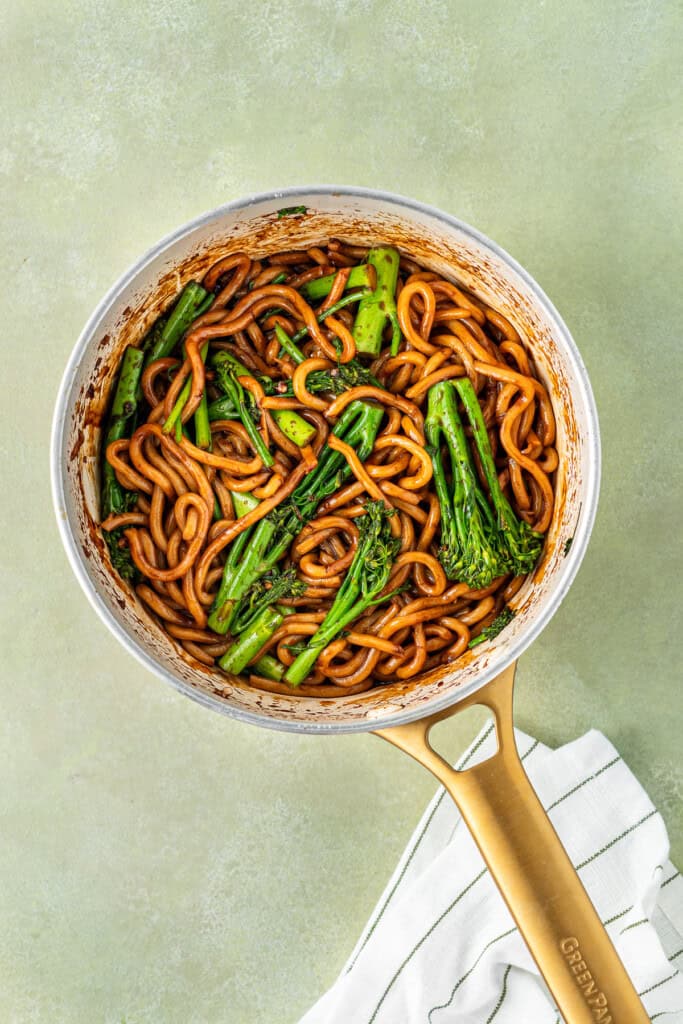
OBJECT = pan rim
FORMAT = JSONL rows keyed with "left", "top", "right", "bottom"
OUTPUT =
{"left": 50, "top": 184, "right": 601, "bottom": 734}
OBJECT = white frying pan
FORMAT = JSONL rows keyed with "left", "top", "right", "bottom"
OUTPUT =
{"left": 51, "top": 186, "right": 648, "bottom": 1022}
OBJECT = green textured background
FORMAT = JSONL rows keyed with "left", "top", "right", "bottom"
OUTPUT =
{"left": 1, "top": 2, "right": 681, "bottom": 1021}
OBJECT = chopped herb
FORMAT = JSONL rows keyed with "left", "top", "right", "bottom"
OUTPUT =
{"left": 277, "top": 205, "right": 307, "bottom": 218}
{"left": 563, "top": 537, "right": 573, "bottom": 556}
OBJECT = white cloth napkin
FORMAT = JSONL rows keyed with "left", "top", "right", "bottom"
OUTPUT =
{"left": 300, "top": 727, "right": 683, "bottom": 1023}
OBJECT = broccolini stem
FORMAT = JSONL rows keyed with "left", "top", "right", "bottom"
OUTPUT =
{"left": 269, "top": 292, "right": 369, "bottom": 352}
{"left": 207, "top": 396, "right": 240, "bottom": 420}
{"left": 102, "top": 345, "right": 145, "bottom": 517}
{"left": 252, "top": 653, "right": 286, "bottom": 681}
{"left": 218, "top": 606, "right": 284, "bottom": 675}
{"left": 207, "top": 491, "right": 261, "bottom": 634}
{"left": 453, "top": 377, "right": 502, "bottom": 498}
{"left": 208, "top": 517, "right": 278, "bottom": 634}
{"left": 211, "top": 350, "right": 250, "bottom": 376}
{"left": 144, "top": 282, "right": 211, "bottom": 365}
{"left": 291, "top": 289, "right": 370, "bottom": 344}
{"left": 231, "top": 490, "right": 261, "bottom": 522}
{"left": 194, "top": 391, "right": 212, "bottom": 450}
{"left": 108, "top": 347, "right": 145, "bottom": 430}
{"left": 101, "top": 345, "right": 147, "bottom": 581}
{"left": 301, "top": 265, "right": 375, "bottom": 302}
{"left": 352, "top": 248, "right": 401, "bottom": 357}
{"left": 163, "top": 341, "right": 209, "bottom": 436}
{"left": 212, "top": 352, "right": 273, "bottom": 468}
{"left": 274, "top": 323, "right": 305, "bottom": 365}
{"left": 271, "top": 409, "right": 315, "bottom": 445}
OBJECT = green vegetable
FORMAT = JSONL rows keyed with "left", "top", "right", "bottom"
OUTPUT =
{"left": 291, "top": 289, "right": 370, "bottom": 345}
{"left": 274, "top": 323, "right": 378, "bottom": 393}
{"left": 252, "top": 653, "right": 286, "bottom": 681}
{"left": 207, "top": 340, "right": 374, "bottom": 436}
{"left": 107, "top": 345, "right": 144, "bottom": 431}
{"left": 352, "top": 247, "right": 401, "bottom": 357}
{"left": 218, "top": 566, "right": 306, "bottom": 675}
{"left": 102, "top": 345, "right": 145, "bottom": 518}
{"left": 425, "top": 379, "right": 543, "bottom": 589}
{"left": 212, "top": 352, "right": 273, "bottom": 468}
{"left": 207, "top": 392, "right": 315, "bottom": 447}
{"left": 105, "top": 536, "right": 138, "bottom": 583}
{"left": 284, "top": 501, "right": 399, "bottom": 686}
{"left": 144, "top": 281, "right": 211, "bottom": 366}
{"left": 208, "top": 491, "right": 260, "bottom": 633}
{"left": 219, "top": 606, "right": 284, "bottom": 675}
{"left": 103, "top": 492, "right": 140, "bottom": 583}
{"left": 205, "top": 351, "right": 264, "bottom": 425}
{"left": 207, "top": 400, "right": 384, "bottom": 634}
{"left": 277, "top": 205, "right": 307, "bottom": 218}
{"left": 193, "top": 388, "right": 212, "bottom": 450}
{"left": 206, "top": 396, "right": 242, "bottom": 420}
{"left": 262, "top": 288, "right": 371, "bottom": 348}
{"left": 162, "top": 341, "right": 209, "bottom": 438}
{"left": 271, "top": 409, "right": 316, "bottom": 446}
{"left": 100, "top": 345, "right": 147, "bottom": 582}
{"left": 231, "top": 567, "right": 306, "bottom": 635}
{"left": 425, "top": 381, "right": 508, "bottom": 589}
{"left": 147, "top": 282, "right": 214, "bottom": 442}
{"left": 301, "top": 264, "right": 375, "bottom": 301}
{"left": 137, "top": 319, "right": 167, "bottom": 389}
{"left": 454, "top": 377, "right": 543, "bottom": 576}
{"left": 468, "top": 607, "right": 515, "bottom": 648}
{"left": 274, "top": 323, "right": 306, "bottom": 365}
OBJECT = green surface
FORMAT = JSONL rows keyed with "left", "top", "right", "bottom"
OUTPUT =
{"left": 1, "top": 2, "right": 681, "bottom": 1021}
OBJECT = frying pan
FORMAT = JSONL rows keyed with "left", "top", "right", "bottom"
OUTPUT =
{"left": 51, "top": 186, "right": 648, "bottom": 1022}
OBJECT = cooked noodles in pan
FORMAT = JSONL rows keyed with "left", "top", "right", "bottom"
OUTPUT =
{"left": 99, "top": 238, "right": 556, "bottom": 696}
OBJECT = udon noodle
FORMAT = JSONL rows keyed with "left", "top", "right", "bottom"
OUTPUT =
{"left": 100, "top": 239, "right": 557, "bottom": 697}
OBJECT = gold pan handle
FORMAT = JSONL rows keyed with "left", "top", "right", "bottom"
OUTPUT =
{"left": 374, "top": 663, "right": 649, "bottom": 1024}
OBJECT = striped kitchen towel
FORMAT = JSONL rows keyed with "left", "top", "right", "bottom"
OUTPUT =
{"left": 299, "top": 727, "right": 683, "bottom": 1023}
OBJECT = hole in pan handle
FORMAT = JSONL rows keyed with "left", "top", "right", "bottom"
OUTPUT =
{"left": 373, "top": 663, "right": 649, "bottom": 1024}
